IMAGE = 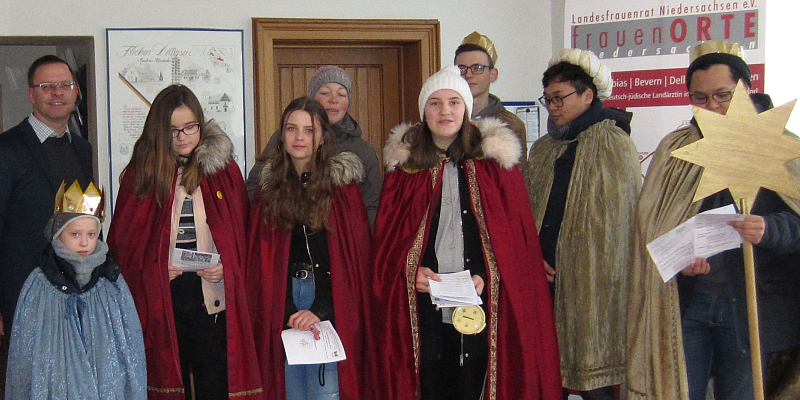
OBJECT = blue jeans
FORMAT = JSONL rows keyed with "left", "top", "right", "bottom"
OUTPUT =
{"left": 285, "top": 277, "right": 339, "bottom": 400}
{"left": 682, "top": 293, "right": 754, "bottom": 400}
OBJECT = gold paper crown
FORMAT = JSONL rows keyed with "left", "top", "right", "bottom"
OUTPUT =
{"left": 461, "top": 31, "right": 497, "bottom": 65}
{"left": 54, "top": 180, "right": 105, "bottom": 220}
{"left": 690, "top": 41, "right": 743, "bottom": 62}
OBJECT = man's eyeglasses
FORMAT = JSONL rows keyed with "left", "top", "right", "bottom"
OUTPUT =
{"left": 30, "top": 81, "right": 76, "bottom": 92}
{"left": 538, "top": 91, "right": 577, "bottom": 108}
{"left": 171, "top": 123, "right": 201, "bottom": 138}
{"left": 689, "top": 90, "right": 734, "bottom": 105}
{"left": 457, "top": 64, "right": 491, "bottom": 76}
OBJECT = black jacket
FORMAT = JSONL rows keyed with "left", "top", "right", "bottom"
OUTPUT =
{"left": 417, "top": 162, "right": 489, "bottom": 362}
{"left": 0, "top": 119, "right": 93, "bottom": 330}
{"left": 39, "top": 245, "right": 121, "bottom": 295}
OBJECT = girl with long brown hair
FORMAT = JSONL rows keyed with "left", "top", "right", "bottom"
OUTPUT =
{"left": 245, "top": 66, "right": 382, "bottom": 228}
{"left": 247, "top": 96, "right": 372, "bottom": 400}
{"left": 108, "top": 84, "right": 263, "bottom": 399}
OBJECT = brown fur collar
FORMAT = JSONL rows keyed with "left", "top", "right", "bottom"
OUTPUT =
{"left": 383, "top": 117, "right": 522, "bottom": 170}
{"left": 258, "top": 151, "right": 364, "bottom": 191}
{"left": 194, "top": 122, "right": 234, "bottom": 175}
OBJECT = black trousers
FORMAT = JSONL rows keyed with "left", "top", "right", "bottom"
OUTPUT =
{"left": 420, "top": 325, "right": 487, "bottom": 400}
{"left": 0, "top": 333, "right": 8, "bottom": 399}
{"left": 563, "top": 386, "right": 616, "bottom": 400}
{"left": 172, "top": 273, "right": 228, "bottom": 400}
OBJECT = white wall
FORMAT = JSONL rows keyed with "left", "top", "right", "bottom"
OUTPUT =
{"left": 0, "top": 0, "right": 553, "bottom": 193}
{"left": 765, "top": 2, "right": 800, "bottom": 133}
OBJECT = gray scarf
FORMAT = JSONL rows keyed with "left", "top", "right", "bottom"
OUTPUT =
{"left": 52, "top": 239, "right": 110, "bottom": 287}
{"left": 547, "top": 117, "right": 571, "bottom": 141}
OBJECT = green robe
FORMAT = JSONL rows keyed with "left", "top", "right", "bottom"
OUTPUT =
{"left": 525, "top": 119, "right": 641, "bottom": 390}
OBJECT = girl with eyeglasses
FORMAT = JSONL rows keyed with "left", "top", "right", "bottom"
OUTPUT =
{"left": 108, "top": 84, "right": 264, "bottom": 399}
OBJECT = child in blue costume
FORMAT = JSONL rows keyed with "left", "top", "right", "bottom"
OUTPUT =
{"left": 5, "top": 182, "right": 146, "bottom": 399}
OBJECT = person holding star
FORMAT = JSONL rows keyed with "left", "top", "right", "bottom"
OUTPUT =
{"left": 626, "top": 41, "right": 800, "bottom": 400}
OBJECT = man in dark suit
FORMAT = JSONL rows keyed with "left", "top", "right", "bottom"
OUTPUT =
{"left": 0, "top": 55, "right": 93, "bottom": 348}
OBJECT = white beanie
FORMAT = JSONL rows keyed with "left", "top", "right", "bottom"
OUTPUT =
{"left": 418, "top": 65, "right": 473, "bottom": 120}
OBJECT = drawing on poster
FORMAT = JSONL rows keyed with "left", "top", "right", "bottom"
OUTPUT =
{"left": 107, "top": 28, "right": 245, "bottom": 210}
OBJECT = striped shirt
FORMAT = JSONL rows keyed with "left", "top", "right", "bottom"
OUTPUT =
{"left": 176, "top": 195, "right": 198, "bottom": 251}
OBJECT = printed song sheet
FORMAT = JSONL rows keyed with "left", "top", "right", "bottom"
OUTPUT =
{"left": 428, "top": 270, "right": 483, "bottom": 308}
{"left": 171, "top": 248, "right": 220, "bottom": 272}
{"left": 281, "top": 321, "right": 347, "bottom": 365}
{"left": 647, "top": 205, "right": 745, "bottom": 282}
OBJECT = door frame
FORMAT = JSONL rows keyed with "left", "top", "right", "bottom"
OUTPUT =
{"left": 252, "top": 18, "right": 440, "bottom": 153}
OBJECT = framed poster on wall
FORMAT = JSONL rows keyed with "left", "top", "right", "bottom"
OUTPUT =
{"left": 503, "top": 101, "right": 540, "bottom": 149}
{"left": 106, "top": 28, "right": 246, "bottom": 211}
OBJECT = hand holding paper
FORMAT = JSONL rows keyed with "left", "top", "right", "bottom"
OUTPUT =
{"left": 281, "top": 321, "right": 347, "bottom": 365}
{"left": 647, "top": 205, "right": 745, "bottom": 282}
{"left": 428, "top": 270, "right": 483, "bottom": 307}
{"left": 415, "top": 266, "right": 441, "bottom": 292}
{"left": 728, "top": 214, "right": 766, "bottom": 244}
{"left": 171, "top": 248, "right": 221, "bottom": 272}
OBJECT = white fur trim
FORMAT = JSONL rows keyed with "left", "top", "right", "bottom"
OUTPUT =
{"left": 258, "top": 151, "right": 364, "bottom": 189}
{"left": 383, "top": 118, "right": 521, "bottom": 170}
{"left": 329, "top": 151, "right": 365, "bottom": 186}
{"left": 474, "top": 118, "right": 522, "bottom": 169}
{"left": 383, "top": 122, "right": 415, "bottom": 170}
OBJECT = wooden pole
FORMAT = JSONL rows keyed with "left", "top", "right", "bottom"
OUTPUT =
{"left": 740, "top": 198, "right": 764, "bottom": 400}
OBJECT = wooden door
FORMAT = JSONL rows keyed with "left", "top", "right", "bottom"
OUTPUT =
{"left": 273, "top": 47, "right": 401, "bottom": 167}
{"left": 252, "top": 18, "right": 441, "bottom": 172}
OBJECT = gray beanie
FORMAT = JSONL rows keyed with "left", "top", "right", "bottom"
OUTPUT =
{"left": 44, "top": 213, "right": 101, "bottom": 241}
{"left": 307, "top": 65, "right": 353, "bottom": 107}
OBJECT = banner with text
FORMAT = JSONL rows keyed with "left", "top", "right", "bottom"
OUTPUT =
{"left": 564, "top": 0, "right": 765, "bottom": 173}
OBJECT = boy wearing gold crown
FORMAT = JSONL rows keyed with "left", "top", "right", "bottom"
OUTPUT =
{"left": 4, "top": 181, "right": 146, "bottom": 399}
{"left": 455, "top": 32, "right": 527, "bottom": 163}
{"left": 626, "top": 42, "right": 800, "bottom": 400}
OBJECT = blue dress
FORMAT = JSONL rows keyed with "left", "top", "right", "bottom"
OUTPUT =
{"left": 5, "top": 245, "right": 146, "bottom": 399}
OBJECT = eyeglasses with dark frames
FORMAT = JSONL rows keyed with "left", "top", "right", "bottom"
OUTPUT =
{"left": 30, "top": 81, "right": 76, "bottom": 92}
{"left": 171, "top": 123, "right": 201, "bottom": 138}
{"left": 689, "top": 90, "right": 734, "bottom": 105}
{"left": 538, "top": 91, "right": 577, "bottom": 108}
{"left": 457, "top": 64, "right": 491, "bottom": 76}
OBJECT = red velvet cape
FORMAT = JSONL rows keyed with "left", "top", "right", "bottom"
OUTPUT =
{"left": 247, "top": 182, "right": 372, "bottom": 400}
{"left": 370, "top": 159, "right": 562, "bottom": 400}
{"left": 108, "top": 161, "right": 264, "bottom": 399}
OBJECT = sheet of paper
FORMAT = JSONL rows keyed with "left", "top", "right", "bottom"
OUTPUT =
{"left": 171, "top": 248, "right": 220, "bottom": 272}
{"left": 281, "top": 321, "right": 347, "bottom": 365}
{"left": 646, "top": 224, "right": 696, "bottom": 282}
{"left": 694, "top": 205, "right": 745, "bottom": 258}
{"left": 647, "top": 205, "right": 745, "bottom": 283}
{"left": 428, "top": 270, "right": 482, "bottom": 307}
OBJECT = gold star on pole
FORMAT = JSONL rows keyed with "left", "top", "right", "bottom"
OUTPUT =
{"left": 671, "top": 81, "right": 800, "bottom": 206}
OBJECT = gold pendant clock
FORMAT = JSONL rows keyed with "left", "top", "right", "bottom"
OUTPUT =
{"left": 452, "top": 305, "right": 486, "bottom": 335}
